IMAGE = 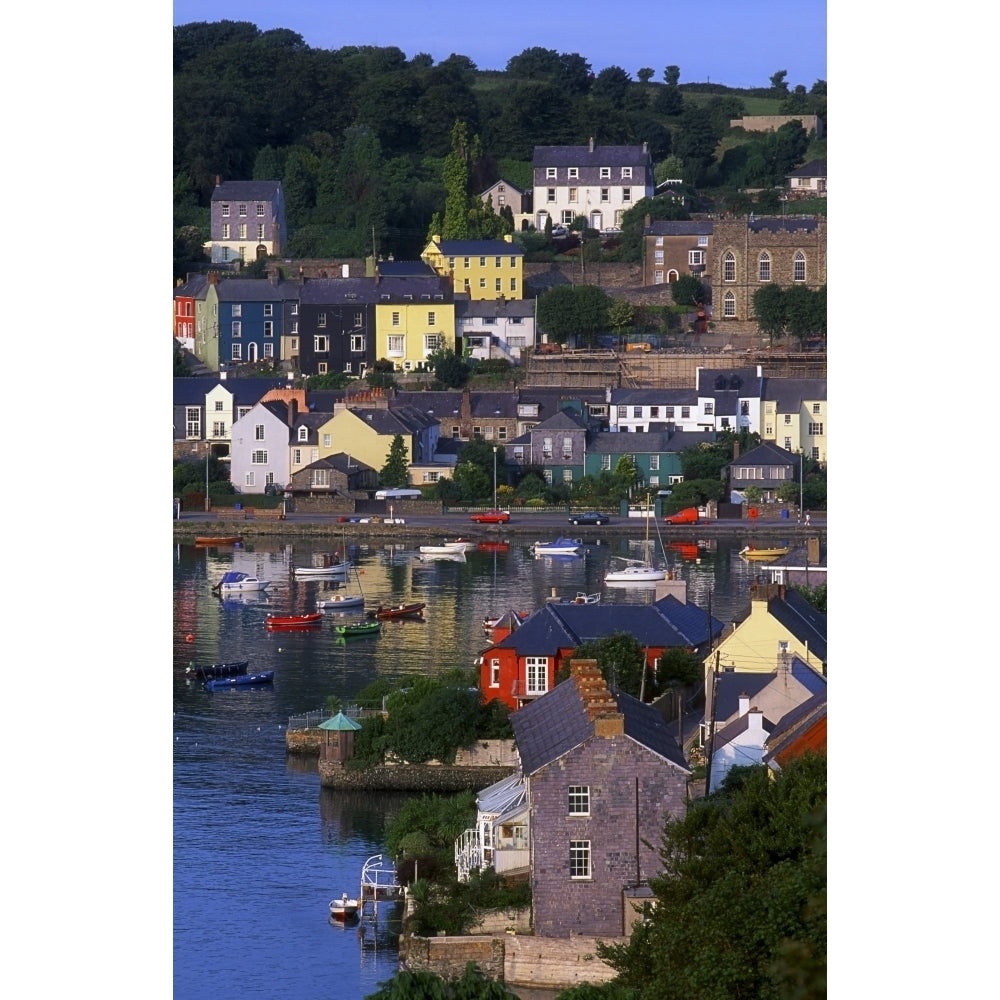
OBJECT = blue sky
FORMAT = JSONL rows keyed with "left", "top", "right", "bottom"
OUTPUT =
{"left": 172, "top": 0, "right": 827, "bottom": 89}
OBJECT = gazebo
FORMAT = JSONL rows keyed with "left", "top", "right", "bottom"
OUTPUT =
{"left": 318, "top": 711, "right": 362, "bottom": 763}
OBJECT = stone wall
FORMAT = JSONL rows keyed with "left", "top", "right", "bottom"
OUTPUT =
{"left": 318, "top": 761, "right": 515, "bottom": 791}
{"left": 729, "top": 115, "right": 824, "bottom": 137}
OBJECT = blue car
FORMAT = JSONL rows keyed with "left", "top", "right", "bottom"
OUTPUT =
{"left": 568, "top": 512, "right": 611, "bottom": 526}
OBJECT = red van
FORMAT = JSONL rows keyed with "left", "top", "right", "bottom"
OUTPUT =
{"left": 663, "top": 507, "right": 700, "bottom": 525}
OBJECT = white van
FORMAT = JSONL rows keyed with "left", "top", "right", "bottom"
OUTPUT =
{"left": 375, "top": 488, "right": 422, "bottom": 500}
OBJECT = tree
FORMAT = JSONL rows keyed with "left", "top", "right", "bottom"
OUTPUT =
{"left": 637, "top": 67, "right": 654, "bottom": 85}
{"left": 654, "top": 647, "right": 701, "bottom": 691}
{"left": 783, "top": 283, "right": 818, "bottom": 346}
{"left": 598, "top": 753, "right": 826, "bottom": 1000}
{"left": 769, "top": 69, "right": 790, "bottom": 93}
{"left": 607, "top": 299, "right": 635, "bottom": 340}
{"left": 752, "top": 283, "right": 786, "bottom": 347}
{"left": 536, "top": 284, "right": 612, "bottom": 344}
{"left": 365, "top": 963, "right": 521, "bottom": 999}
{"left": 451, "top": 461, "right": 491, "bottom": 502}
{"left": 366, "top": 359, "right": 398, "bottom": 390}
{"left": 567, "top": 632, "right": 651, "bottom": 700}
{"left": 428, "top": 348, "right": 470, "bottom": 388}
{"left": 379, "top": 434, "right": 410, "bottom": 487}
{"left": 613, "top": 454, "right": 641, "bottom": 494}
{"left": 671, "top": 104, "right": 721, "bottom": 185}
{"left": 592, "top": 66, "right": 633, "bottom": 109}
{"left": 670, "top": 274, "right": 706, "bottom": 308}
{"left": 663, "top": 65, "right": 681, "bottom": 87}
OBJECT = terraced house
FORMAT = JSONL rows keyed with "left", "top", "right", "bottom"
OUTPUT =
{"left": 373, "top": 273, "right": 455, "bottom": 372}
{"left": 209, "top": 178, "right": 286, "bottom": 264}
{"left": 421, "top": 236, "right": 524, "bottom": 301}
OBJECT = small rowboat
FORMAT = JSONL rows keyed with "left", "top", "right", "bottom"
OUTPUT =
{"left": 195, "top": 536, "right": 243, "bottom": 546}
{"left": 205, "top": 670, "right": 275, "bottom": 691}
{"left": 366, "top": 602, "right": 426, "bottom": 621}
{"left": 329, "top": 892, "right": 359, "bottom": 922}
{"left": 419, "top": 538, "right": 472, "bottom": 555}
{"left": 316, "top": 593, "right": 365, "bottom": 610}
{"left": 265, "top": 612, "right": 323, "bottom": 629}
{"left": 186, "top": 660, "right": 249, "bottom": 680}
{"left": 739, "top": 546, "right": 790, "bottom": 561}
{"left": 293, "top": 562, "right": 352, "bottom": 578}
{"left": 335, "top": 620, "right": 382, "bottom": 638}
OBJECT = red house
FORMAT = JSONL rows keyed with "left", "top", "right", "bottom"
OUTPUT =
{"left": 480, "top": 596, "right": 723, "bottom": 712}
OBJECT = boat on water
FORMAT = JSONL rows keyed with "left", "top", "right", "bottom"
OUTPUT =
{"left": 335, "top": 620, "right": 382, "bottom": 638}
{"left": 214, "top": 571, "right": 271, "bottom": 594}
{"left": 293, "top": 562, "right": 352, "bottom": 578}
{"left": 329, "top": 892, "right": 359, "bottom": 923}
{"left": 366, "top": 602, "right": 426, "bottom": 620}
{"left": 186, "top": 660, "right": 249, "bottom": 680}
{"left": 477, "top": 541, "right": 509, "bottom": 553}
{"left": 546, "top": 591, "right": 601, "bottom": 605}
{"left": 417, "top": 550, "right": 466, "bottom": 563}
{"left": 265, "top": 612, "right": 323, "bottom": 628}
{"left": 531, "top": 537, "right": 583, "bottom": 556}
{"left": 418, "top": 538, "right": 472, "bottom": 555}
{"left": 605, "top": 496, "right": 666, "bottom": 583}
{"left": 195, "top": 536, "right": 243, "bottom": 547}
{"left": 316, "top": 593, "right": 365, "bottom": 610}
{"left": 204, "top": 670, "right": 274, "bottom": 691}
{"left": 739, "top": 545, "right": 790, "bottom": 561}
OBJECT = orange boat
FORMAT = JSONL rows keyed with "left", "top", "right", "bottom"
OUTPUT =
{"left": 366, "top": 602, "right": 426, "bottom": 621}
{"left": 195, "top": 536, "right": 243, "bottom": 546}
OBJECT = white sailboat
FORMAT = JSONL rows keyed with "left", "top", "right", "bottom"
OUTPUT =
{"left": 604, "top": 495, "right": 667, "bottom": 584}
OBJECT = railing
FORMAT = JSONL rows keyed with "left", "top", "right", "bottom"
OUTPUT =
{"left": 286, "top": 703, "right": 363, "bottom": 731}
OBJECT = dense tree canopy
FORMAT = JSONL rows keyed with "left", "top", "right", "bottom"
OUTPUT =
{"left": 536, "top": 284, "right": 613, "bottom": 344}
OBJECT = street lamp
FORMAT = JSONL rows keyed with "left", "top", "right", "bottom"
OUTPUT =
{"left": 493, "top": 446, "right": 498, "bottom": 510}
{"left": 205, "top": 441, "right": 211, "bottom": 512}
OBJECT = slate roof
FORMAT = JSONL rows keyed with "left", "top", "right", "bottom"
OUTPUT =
{"left": 376, "top": 260, "right": 437, "bottom": 278}
{"left": 300, "top": 452, "right": 375, "bottom": 476}
{"left": 786, "top": 159, "right": 827, "bottom": 179}
{"left": 644, "top": 220, "right": 714, "bottom": 237}
{"left": 712, "top": 708, "right": 776, "bottom": 749}
{"left": 728, "top": 441, "right": 798, "bottom": 468}
{"left": 748, "top": 217, "right": 819, "bottom": 234}
{"left": 214, "top": 278, "right": 301, "bottom": 302}
{"left": 713, "top": 658, "right": 827, "bottom": 722}
{"left": 763, "top": 692, "right": 827, "bottom": 765}
{"left": 510, "top": 670, "right": 689, "bottom": 775}
{"left": 589, "top": 431, "right": 669, "bottom": 455}
{"left": 172, "top": 377, "right": 283, "bottom": 407}
{"left": 291, "top": 412, "right": 332, "bottom": 444}
{"left": 174, "top": 274, "right": 210, "bottom": 298}
{"left": 492, "top": 597, "right": 722, "bottom": 657}
{"left": 761, "top": 377, "right": 827, "bottom": 409}
{"left": 299, "top": 278, "right": 378, "bottom": 305}
{"left": 528, "top": 409, "right": 589, "bottom": 433}
{"left": 610, "top": 387, "right": 696, "bottom": 407}
{"left": 211, "top": 180, "right": 283, "bottom": 202}
{"left": 533, "top": 145, "right": 651, "bottom": 168}
{"left": 695, "top": 369, "right": 761, "bottom": 393}
{"left": 433, "top": 239, "right": 525, "bottom": 257}
{"left": 767, "top": 591, "right": 827, "bottom": 664}
{"left": 455, "top": 298, "right": 535, "bottom": 319}
{"left": 349, "top": 404, "right": 438, "bottom": 437}
{"left": 374, "top": 274, "right": 454, "bottom": 300}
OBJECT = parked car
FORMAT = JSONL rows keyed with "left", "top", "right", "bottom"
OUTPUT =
{"left": 663, "top": 507, "right": 700, "bottom": 525}
{"left": 568, "top": 511, "right": 611, "bottom": 526}
{"left": 470, "top": 509, "right": 511, "bottom": 524}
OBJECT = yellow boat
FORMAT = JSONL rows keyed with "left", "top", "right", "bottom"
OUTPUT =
{"left": 739, "top": 545, "right": 790, "bottom": 561}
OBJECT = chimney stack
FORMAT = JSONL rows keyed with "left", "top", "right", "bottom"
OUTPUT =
{"left": 738, "top": 692, "right": 750, "bottom": 716}
{"left": 287, "top": 399, "right": 298, "bottom": 427}
{"left": 589, "top": 137, "right": 594, "bottom": 153}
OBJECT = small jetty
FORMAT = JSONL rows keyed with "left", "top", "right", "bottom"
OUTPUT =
{"left": 359, "top": 853, "right": 403, "bottom": 924}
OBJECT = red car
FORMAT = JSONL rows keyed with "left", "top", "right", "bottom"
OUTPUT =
{"left": 470, "top": 509, "right": 511, "bottom": 524}
{"left": 663, "top": 507, "right": 700, "bottom": 525}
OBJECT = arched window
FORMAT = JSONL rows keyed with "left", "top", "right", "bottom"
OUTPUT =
{"left": 758, "top": 252, "right": 771, "bottom": 282}
{"left": 724, "top": 291, "right": 736, "bottom": 318}
{"left": 723, "top": 252, "right": 735, "bottom": 282}
{"left": 667, "top": 269, "right": 679, "bottom": 283}
{"left": 793, "top": 251, "right": 806, "bottom": 282}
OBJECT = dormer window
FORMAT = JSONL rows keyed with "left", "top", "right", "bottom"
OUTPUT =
{"left": 546, "top": 167, "right": 557, "bottom": 178}
{"left": 297, "top": 426, "right": 308, "bottom": 442}
{"left": 600, "top": 167, "right": 610, "bottom": 179}
{"left": 568, "top": 167, "right": 578, "bottom": 179}
{"left": 621, "top": 167, "right": 632, "bottom": 178}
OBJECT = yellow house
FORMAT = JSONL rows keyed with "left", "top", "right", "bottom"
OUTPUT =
{"left": 705, "top": 582, "right": 827, "bottom": 698}
{"left": 421, "top": 235, "right": 524, "bottom": 301}
{"left": 761, "top": 378, "right": 827, "bottom": 464}
{"left": 373, "top": 274, "right": 456, "bottom": 372}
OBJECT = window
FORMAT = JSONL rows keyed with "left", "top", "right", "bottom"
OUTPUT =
{"left": 758, "top": 252, "right": 771, "bottom": 282}
{"left": 568, "top": 167, "right": 578, "bottom": 179}
{"left": 451, "top": 425, "right": 460, "bottom": 438}
{"left": 350, "top": 334, "right": 365, "bottom": 352}
{"left": 490, "top": 659, "right": 500, "bottom": 688}
{"left": 297, "top": 426, "right": 308, "bottom": 442}
{"left": 498, "top": 194, "right": 505, "bottom": 205}
{"left": 812, "top": 403, "right": 822, "bottom": 414}
{"left": 623, "top": 187, "right": 631, "bottom": 203}
{"left": 498, "top": 427, "right": 508, "bottom": 440}
{"left": 251, "top": 450, "right": 267, "bottom": 464}
{"left": 290, "top": 338, "right": 298, "bottom": 351}
{"left": 510, "top": 257, "right": 516, "bottom": 267}
{"left": 448, "top": 257, "right": 455, "bottom": 269}
{"left": 292, "top": 448, "right": 301, "bottom": 465}
{"left": 354, "top": 311, "right": 363, "bottom": 328}
{"left": 291, "top": 303, "right": 298, "bottom": 316}
{"left": 562, "top": 469, "right": 573, "bottom": 483}
{"left": 526, "top": 657, "right": 548, "bottom": 695}
{"left": 186, "top": 407, "right": 201, "bottom": 438}
{"left": 784, "top": 414, "right": 792, "bottom": 425}
{"left": 256, "top": 204, "right": 264, "bottom": 217}
{"left": 547, "top": 188, "right": 556, "bottom": 202}
{"left": 473, "top": 425, "right": 482, "bottom": 438}
{"left": 495, "top": 278, "right": 502, "bottom": 292}
{"left": 427, "top": 311, "right": 436, "bottom": 326}
{"left": 263, "top": 343, "right": 273, "bottom": 358}
{"left": 600, "top": 167, "right": 610, "bottom": 178}
{"left": 724, "top": 291, "right": 736, "bottom": 317}
{"left": 221, "top": 204, "right": 230, "bottom": 217}
{"left": 569, "top": 187, "right": 578, "bottom": 202}
{"left": 263, "top": 304, "right": 273, "bottom": 317}
{"left": 256, "top": 224, "right": 264, "bottom": 240}
{"left": 784, "top": 437, "right": 793, "bottom": 450}
{"left": 231, "top": 344, "right": 242, "bottom": 360}
{"left": 542, "top": 437, "right": 553, "bottom": 459}
{"left": 238, "top": 204, "right": 247, "bottom": 217}
{"left": 495, "top": 256, "right": 502, "bottom": 267}
{"left": 601, "top": 454, "right": 611, "bottom": 471}
{"left": 311, "top": 469, "right": 330, "bottom": 487}
{"left": 681, "top": 406, "right": 690, "bottom": 418}
{"left": 689, "top": 250, "right": 704, "bottom": 266}
{"left": 569, "top": 840, "right": 591, "bottom": 879}
{"left": 231, "top": 304, "right": 242, "bottom": 318}
{"left": 665, "top": 406, "right": 675, "bottom": 418}
{"left": 650, "top": 455, "right": 660, "bottom": 471}
{"left": 464, "top": 279, "right": 470, "bottom": 291}
{"left": 809, "top": 422, "right": 824, "bottom": 435}
{"left": 388, "top": 335, "right": 404, "bottom": 354}
{"left": 654, "top": 250, "right": 664, "bottom": 265}
{"left": 479, "top": 278, "right": 487, "bottom": 289}
{"left": 600, "top": 188, "right": 609, "bottom": 202}
{"left": 704, "top": 402, "right": 714, "bottom": 415}
{"left": 514, "top": 445, "right": 525, "bottom": 462}
{"left": 392, "top": 311, "right": 400, "bottom": 327}
{"left": 314, "top": 336, "right": 329, "bottom": 351}
{"left": 510, "top": 277, "right": 517, "bottom": 292}
{"left": 238, "top": 223, "right": 247, "bottom": 239}
{"left": 463, "top": 257, "right": 470, "bottom": 268}
{"left": 213, "top": 400, "right": 224, "bottom": 413}
{"left": 723, "top": 252, "right": 736, "bottom": 282}
{"left": 253, "top": 424, "right": 265, "bottom": 441}
{"left": 482, "top": 317, "right": 496, "bottom": 326}
{"left": 812, "top": 447, "right": 820, "bottom": 460}
{"left": 793, "top": 251, "right": 806, "bottom": 282}
{"left": 546, "top": 167, "right": 557, "bottom": 178}
{"left": 654, "top": 270, "right": 664, "bottom": 284}
{"left": 562, "top": 436, "right": 572, "bottom": 459}
{"left": 263, "top": 321, "right": 273, "bottom": 337}
{"left": 698, "top": 235, "right": 708, "bottom": 246}
{"left": 244, "top": 471, "right": 255, "bottom": 487}
{"left": 222, "top": 223, "right": 230, "bottom": 239}
{"left": 568, "top": 786, "right": 590, "bottom": 816}
{"left": 230, "top": 320, "right": 241, "bottom": 338}
{"left": 317, "top": 362, "right": 328, "bottom": 374}
{"left": 317, "top": 312, "right": 327, "bottom": 328}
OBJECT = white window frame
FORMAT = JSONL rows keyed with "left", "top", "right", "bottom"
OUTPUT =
{"left": 525, "top": 657, "right": 548, "bottom": 695}
{"left": 568, "top": 786, "right": 590, "bottom": 816}
{"left": 314, "top": 335, "right": 329, "bottom": 352}
{"left": 569, "top": 840, "right": 591, "bottom": 879}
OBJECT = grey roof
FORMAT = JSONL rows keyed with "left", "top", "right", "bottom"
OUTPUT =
{"left": 350, "top": 405, "right": 437, "bottom": 436}
{"left": 214, "top": 278, "right": 300, "bottom": 302}
{"left": 510, "top": 673, "right": 688, "bottom": 776}
{"left": 480, "top": 178, "right": 525, "bottom": 196}
{"left": 434, "top": 238, "right": 525, "bottom": 257}
{"left": 172, "top": 377, "right": 283, "bottom": 407}
{"left": 174, "top": 274, "right": 210, "bottom": 298}
{"left": 476, "top": 771, "right": 526, "bottom": 816}
{"left": 712, "top": 708, "right": 776, "bottom": 748}
{"left": 527, "top": 409, "right": 589, "bottom": 432}
{"left": 748, "top": 217, "right": 819, "bottom": 234}
{"left": 767, "top": 591, "right": 827, "bottom": 664}
{"left": 376, "top": 260, "right": 437, "bottom": 278}
{"left": 393, "top": 390, "right": 522, "bottom": 420}
{"left": 211, "top": 180, "right": 283, "bottom": 201}
{"left": 610, "top": 387, "right": 697, "bottom": 406}
{"left": 644, "top": 220, "right": 714, "bottom": 237}
{"left": 300, "top": 452, "right": 375, "bottom": 475}
{"left": 533, "top": 144, "right": 651, "bottom": 168}
{"left": 761, "top": 377, "right": 827, "bottom": 409}
{"left": 786, "top": 159, "right": 827, "bottom": 178}
{"left": 763, "top": 692, "right": 827, "bottom": 763}
{"left": 728, "top": 441, "right": 798, "bottom": 467}
{"left": 299, "top": 278, "right": 378, "bottom": 305}
{"left": 374, "top": 274, "right": 453, "bottom": 300}
{"left": 455, "top": 298, "right": 535, "bottom": 319}
{"left": 695, "top": 368, "right": 761, "bottom": 393}
{"left": 713, "top": 659, "right": 826, "bottom": 722}
{"left": 590, "top": 430, "right": 669, "bottom": 454}
{"left": 492, "top": 597, "right": 722, "bottom": 657}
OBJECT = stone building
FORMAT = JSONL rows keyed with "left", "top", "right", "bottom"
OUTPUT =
{"left": 711, "top": 216, "right": 826, "bottom": 327}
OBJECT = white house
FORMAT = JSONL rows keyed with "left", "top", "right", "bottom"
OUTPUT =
{"left": 455, "top": 297, "right": 536, "bottom": 363}
{"left": 229, "top": 399, "right": 295, "bottom": 494}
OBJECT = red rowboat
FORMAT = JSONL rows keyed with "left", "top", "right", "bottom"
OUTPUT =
{"left": 366, "top": 602, "right": 426, "bottom": 621}
{"left": 265, "top": 612, "right": 323, "bottom": 629}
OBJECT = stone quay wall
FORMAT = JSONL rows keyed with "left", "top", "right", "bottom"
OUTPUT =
{"left": 403, "top": 933, "right": 621, "bottom": 989}
{"left": 317, "top": 761, "right": 515, "bottom": 791}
